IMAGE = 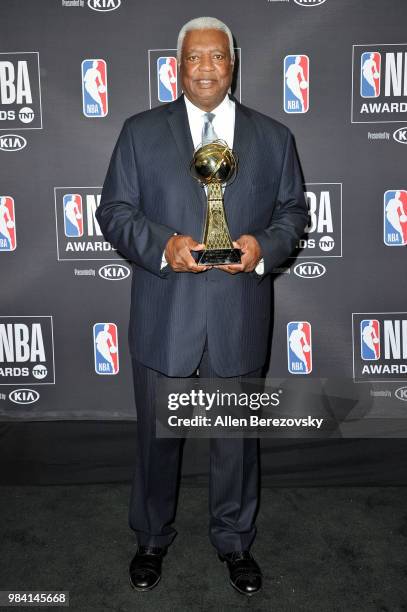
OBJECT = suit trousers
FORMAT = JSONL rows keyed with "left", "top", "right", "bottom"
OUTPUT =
{"left": 128, "top": 339, "right": 263, "bottom": 555}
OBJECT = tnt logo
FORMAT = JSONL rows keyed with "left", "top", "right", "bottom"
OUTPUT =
{"left": 360, "top": 52, "right": 381, "bottom": 98}
{"left": 81, "top": 59, "right": 108, "bottom": 117}
{"left": 287, "top": 322, "right": 312, "bottom": 374}
{"left": 384, "top": 190, "right": 407, "bottom": 246}
{"left": 284, "top": 55, "right": 309, "bottom": 113}
{"left": 157, "top": 57, "right": 177, "bottom": 102}
{"left": 63, "top": 194, "right": 83, "bottom": 237}
{"left": 93, "top": 323, "right": 119, "bottom": 375}
{"left": 360, "top": 319, "right": 380, "bottom": 360}
{"left": 0, "top": 196, "right": 16, "bottom": 251}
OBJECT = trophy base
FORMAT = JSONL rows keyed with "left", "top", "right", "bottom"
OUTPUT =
{"left": 191, "top": 248, "right": 242, "bottom": 265}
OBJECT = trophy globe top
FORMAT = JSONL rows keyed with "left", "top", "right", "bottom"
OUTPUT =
{"left": 190, "top": 139, "right": 237, "bottom": 185}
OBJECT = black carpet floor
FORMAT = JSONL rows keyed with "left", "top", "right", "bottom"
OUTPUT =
{"left": 1, "top": 484, "right": 407, "bottom": 612}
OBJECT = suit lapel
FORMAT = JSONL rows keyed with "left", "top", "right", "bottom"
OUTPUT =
{"left": 166, "top": 95, "right": 206, "bottom": 211}
{"left": 224, "top": 99, "right": 254, "bottom": 216}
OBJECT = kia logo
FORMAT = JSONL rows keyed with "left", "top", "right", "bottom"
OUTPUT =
{"left": 393, "top": 127, "right": 407, "bottom": 144}
{"left": 294, "top": 262, "right": 326, "bottom": 279}
{"left": 88, "top": 0, "right": 121, "bottom": 11}
{"left": 9, "top": 389, "right": 40, "bottom": 405}
{"left": 99, "top": 264, "right": 130, "bottom": 280}
{"left": 294, "top": 0, "right": 327, "bottom": 6}
{"left": 395, "top": 386, "right": 407, "bottom": 401}
{"left": 0, "top": 134, "right": 27, "bottom": 152}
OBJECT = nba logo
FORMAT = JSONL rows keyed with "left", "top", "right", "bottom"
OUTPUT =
{"left": 0, "top": 196, "right": 16, "bottom": 251}
{"left": 360, "top": 319, "right": 380, "bottom": 360}
{"left": 360, "top": 52, "right": 381, "bottom": 98}
{"left": 93, "top": 323, "right": 119, "bottom": 375}
{"left": 284, "top": 55, "right": 309, "bottom": 113}
{"left": 82, "top": 59, "right": 108, "bottom": 117}
{"left": 63, "top": 194, "right": 83, "bottom": 237}
{"left": 384, "top": 190, "right": 407, "bottom": 246}
{"left": 157, "top": 57, "right": 177, "bottom": 102}
{"left": 287, "top": 321, "right": 312, "bottom": 374}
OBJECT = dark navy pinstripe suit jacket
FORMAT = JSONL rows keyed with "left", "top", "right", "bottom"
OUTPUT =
{"left": 96, "top": 94, "right": 308, "bottom": 377}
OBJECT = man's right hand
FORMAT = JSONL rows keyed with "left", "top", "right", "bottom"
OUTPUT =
{"left": 164, "top": 235, "right": 211, "bottom": 273}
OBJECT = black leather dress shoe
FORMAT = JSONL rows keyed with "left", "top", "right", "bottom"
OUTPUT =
{"left": 218, "top": 550, "right": 262, "bottom": 596}
{"left": 129, "top": 545, "right": 166, "bottom": 591}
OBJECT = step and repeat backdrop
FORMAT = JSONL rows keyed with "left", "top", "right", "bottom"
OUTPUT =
{"left": 0, "top": 0, "right": 406, "bottom": 425}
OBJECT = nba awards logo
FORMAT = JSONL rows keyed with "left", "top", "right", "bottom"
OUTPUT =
{"left": 353, "top": 313, "right": 407, "bottom": 381}
{"left": 148, "top": 48, "right": 242, "bottom": 109}
{"left": 284, "top": 55, "right": 309, "bottom": 114}
{"left": 55, "top": 187, "right": 120, "bottom": 261}
{"left": 287, "top": 322, "right": 312, "bottom": 374}
{"left": 360, "top": 319, "right": 380, "bottom": 360}
{"left": 81, "top": 59, "right": 108, "bottom": 117}
{"left": 157, "top": 57, "right": 177, "bottom": 102}
{"left": 63, "top": 194, "right": 83, "bottom": 237}
{"left": 0, "top": 316, "right": 55, "bottom": 385}
{"left": 292, "top": 183, "right": 342, "bottom": 258}
{"left": 384, "top": 190, "right": 407, "bottom": 246}
{"left": 352, "top": 44, "right": 407, "bottom": 123}
{"left": 0, "top": 196, "right": 16, "bottom": 251}
{"left": 93, "top": 323, "right": 119, "bottom": 375}
{"left": 0, "top": 52, "right": 42, "bottom": 129}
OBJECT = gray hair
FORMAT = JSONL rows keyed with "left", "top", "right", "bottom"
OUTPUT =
{"left": 177, "top": 16, "right": 235, "bottom": 63}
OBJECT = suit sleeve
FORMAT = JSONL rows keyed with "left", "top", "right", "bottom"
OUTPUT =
{"left": 96, "top": 119, "right": 177, "bottom": 277}
{"left": 251, "top": 129, "right": 308, "bottom": 277}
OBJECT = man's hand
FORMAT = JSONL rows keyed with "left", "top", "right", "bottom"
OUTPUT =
{"left": 214, "top": 234, "right": 262, "bottom": 274}
{"left": 164, "top": 235, "right": 212, "bottom": 273}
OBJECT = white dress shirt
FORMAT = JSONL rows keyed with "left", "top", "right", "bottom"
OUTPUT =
{"left": 184, "top": 92, "right": 235, "bottom": 151}
{"left": 161, "top": 94, "right": 264, "bottom": 274}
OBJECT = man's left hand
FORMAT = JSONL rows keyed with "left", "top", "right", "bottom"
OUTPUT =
{"left": 214, "top": 234, "right": 262, "bottom": 274}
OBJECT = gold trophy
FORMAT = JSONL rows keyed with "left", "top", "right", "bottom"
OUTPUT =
{"left": 190, "top": 139, "right": 241, "bottom": 265}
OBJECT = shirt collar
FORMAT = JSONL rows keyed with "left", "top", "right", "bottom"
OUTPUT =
{"left": 183, "top": 93, "right": 234, "bottom": 119}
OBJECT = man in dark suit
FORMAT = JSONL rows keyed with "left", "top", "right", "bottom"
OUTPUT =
{"left": 96, "top": 16, "right": 307, "bottom": 597}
